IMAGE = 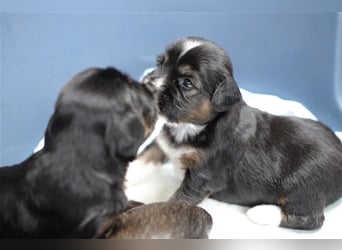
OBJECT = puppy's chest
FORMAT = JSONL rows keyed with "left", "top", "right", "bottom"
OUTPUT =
{"left": 156, "top": 128, "right": 203, "bottom": 171}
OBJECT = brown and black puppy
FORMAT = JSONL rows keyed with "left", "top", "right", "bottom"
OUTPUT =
{"left": 102, "top": 202, "right": 212, "bottom": 239}
{"left": 0, "top": 67, "right": 212, "bottom": 238}
{"left": 141, "top": 37, "right": 342, "bottom": 230}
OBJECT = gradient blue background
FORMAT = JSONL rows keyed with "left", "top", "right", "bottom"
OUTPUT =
{"left": 1, "top": 1, "right": 342, "bottom": 165}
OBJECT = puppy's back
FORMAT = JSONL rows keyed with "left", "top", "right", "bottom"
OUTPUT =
{"left": 255, "top": 109, "right": 342, "bottom": 202}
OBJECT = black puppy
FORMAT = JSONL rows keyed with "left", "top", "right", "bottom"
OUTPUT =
{"left": 141, "top": 37, "right": 342, "bottom": 230}
{"left": 0, "top": 67, "right": 212, "bottom": 238}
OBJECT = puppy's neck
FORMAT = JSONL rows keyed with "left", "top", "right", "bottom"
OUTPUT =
{"left": 165, "top": 122, "right": 206, "bottom": 144}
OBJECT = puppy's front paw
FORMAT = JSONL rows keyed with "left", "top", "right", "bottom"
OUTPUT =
{"left": 247, "top": 205, "right": 283, "bottom": 227}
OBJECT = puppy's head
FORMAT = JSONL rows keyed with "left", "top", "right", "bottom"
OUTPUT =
{"left": 153, "top": 37, "right": 241, "bottom": 124}
{"left": 45, "top": 67, "right": 157, "bottom": 162}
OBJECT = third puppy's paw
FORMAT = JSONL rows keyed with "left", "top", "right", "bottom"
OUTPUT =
{"left": 246, "top": 204, "right": 283, "bottom": 227}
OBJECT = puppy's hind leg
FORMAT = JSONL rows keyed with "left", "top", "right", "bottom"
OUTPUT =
{"left": 247, "top": 195, "right": 325, "bottom": 230}
{"left": 280, "top": 212, "right": 324, "bottom": 230}
{"left": 278, "top": 194, "right": 325, "bottom": 230}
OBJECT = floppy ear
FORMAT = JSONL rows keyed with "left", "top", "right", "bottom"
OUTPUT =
{"left": 44, "top": 111, "right": 73, "bottom": 149}
{"left": 105, "top": 113, "right": 145, "bottom": 161}
{"left": 211, "top": 75, "right": 241, "bottom": 112}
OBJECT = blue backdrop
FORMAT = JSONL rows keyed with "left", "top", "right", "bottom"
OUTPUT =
{"left": 1, "top": 1, "right": 342, "bottom": 165}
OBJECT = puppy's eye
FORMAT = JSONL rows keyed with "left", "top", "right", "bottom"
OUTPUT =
{"left": 179, "top": 78, "right": 193, "bottom": 90}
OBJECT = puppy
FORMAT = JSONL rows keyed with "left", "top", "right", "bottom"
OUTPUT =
{"left": 101, "top": 202, "right": 212, "bottom": 239}
{"left": 0, "top": 66, "right": 212, "bottom": 238}
{"left": 141, "top": 37, "right": 342, "bottom": 230}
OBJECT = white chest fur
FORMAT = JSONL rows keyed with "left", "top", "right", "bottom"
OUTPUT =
{"left": 166, "top": 122, "right": 206, "bottom": 143}
{"left": 156, "top": 122, "right": 206, "bottom": 175}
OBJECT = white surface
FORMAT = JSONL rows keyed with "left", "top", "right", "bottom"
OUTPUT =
{"left": 34, "top": 86, "right": 342, "bottom": 239}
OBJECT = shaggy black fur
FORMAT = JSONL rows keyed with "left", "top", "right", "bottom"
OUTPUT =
{"left": 145, "top": 37, "right": 342, "bottom": 230}
{"left": 0, "top": 67, "right": 156, "bottom": 238}
{"left": 0, "top": 66, "right": 213, "bottom": 239}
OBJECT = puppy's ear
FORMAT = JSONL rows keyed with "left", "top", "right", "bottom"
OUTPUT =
{"left": 211, "top": 75, "right": 241, "bottom": 112}
{"left": 105, "top": 113, "right": 144, "bottom": 161}
{"left": 44, "top": 111, "right": 73, "bottom": 149}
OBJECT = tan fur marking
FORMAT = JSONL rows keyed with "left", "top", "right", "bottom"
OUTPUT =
{"left": 180, "top": 151, "right": 203, "bottom": 169}
{"left": 143, "top": 123, "right": 153, "bottom": 140}
{"left": 139, "top": 143, "right": 167, "bottom": 165}
{"left": 188, "top": 98, "right": 212, "bottom": 123}
{"left": 178, "top": 64, "right": 193, "bottom": 75}
{"left": 277, "top": 196, "right": 289, "bottom": 207}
